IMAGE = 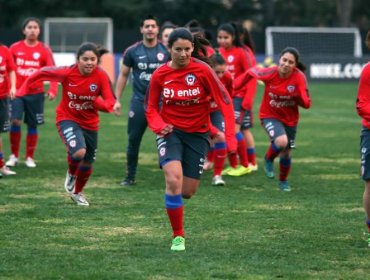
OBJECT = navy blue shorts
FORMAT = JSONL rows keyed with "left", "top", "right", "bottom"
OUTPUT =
{"left": 261, "top": 118, "right": 297, "bottom": 149}
{"left": 57, "top": 120, "right": 98, "bottom": 163}
{"left": 155, "top": 128, "right": 210, "bottom": 180}
{"left": 10, "top": 93, "right": 45, "bottom": 126}
{"left": 0, "top": 98, "right": 10, "bottom": 133}
{"left": 233, "top": 97, "right": 253, "bottom": 129}
{"left": 210, "top": 110, "right": 225, "bottom": 132}
{"left": 360, "top": 126, "right": 370, "bottom": 181}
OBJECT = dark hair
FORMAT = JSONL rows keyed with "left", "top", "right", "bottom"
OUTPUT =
{"left": 96, "top": 45, "right": 109, "bottom": 57}
{"left": 140, "top": 15, "right": 158, "bottom": 27}
{"left": 210, "top": 48, "right": 226, "bottom": 67}
{"left": 22, "top": 17, "right": 41, "bottom": 30}
{"left": 168, "top": 27, "right": 210, "bottom": 64}
{"left": 159, "top": 21, "right": 177, "bottom": 36}
{"left": 185, "top": 19, "right": 204, "bottom": 35}
{"left": 76, "top": 42, "right": 100, "bottom": 60}
{"left": 366, "top": 30, "right": 370, "bottom": 50}
{"left": 280, "top": 47, "right": 306, "bottom": 72}
{"left": 217, "top": 23, "right": 243, "bottom": 48}
{"left": 235, "top": 22, "right": 256, "bottom": 54}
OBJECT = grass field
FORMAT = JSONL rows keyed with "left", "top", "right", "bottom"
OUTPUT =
{"left": 0, "top": 82, "right": 367, "bottom": 279}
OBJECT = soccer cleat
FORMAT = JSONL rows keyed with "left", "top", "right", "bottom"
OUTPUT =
{"left": 0, "top": 166, "right": 16, "bottom": 176}
{"left": 248, "top": 163, "right": 258, "bottom": 172}
{"left": 264, "top": 158, "right": 274, "bottom": 178}
{"left": 25, "top": 157, "right": 36, "bottom": 168}
{"left": 71, "top": 193, "right": 89, "bottom": 206}
{"left": 363, "top": 232, "right": 370, "bottom": 248}
{"left": 120, "top": 177, "right": 136, "bottom": 186}
{"left": 212, "top": 175, "right": 225, "bottom": 186}
{"left": 221, "top": 166, "right": 233, "bottom": 176}
{"left": 64, "top": 171, "right": 76, "bottom": 194}
{"left": 171, "top": 236, "right": 185, "bottom": 252}
{"left": 279, "top": 181, "right": 291, "bottom": 192}
{"left": 5, "top": 154, "right": 18, "bottom": 167}
{"left": 227, "top": 165, "right": 252, "bottom": 176}
{"left": 203, "top": 160, "right": 214, "bottom": 171}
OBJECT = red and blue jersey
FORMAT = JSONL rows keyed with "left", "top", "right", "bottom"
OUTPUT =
{"left": 11, "top": 40, "right": 58, "bottom": 96}
{"left": 235, "top": 66, "right": 311, "bottom": 126}
{"left": 0, "top": 45, "right": 16, "bottom": 99}
{"left": 357, "top": 62, "right": 370, "bottom": 129}
{"left": 18, "top": 64, "right": 116, "bottom": 131}
{"left": 145, "top": 57, "right": 237, "bottom": 152}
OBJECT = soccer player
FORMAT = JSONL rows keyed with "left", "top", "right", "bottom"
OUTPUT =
{"left": 217, "top": 22, "right": 254, "bottom": 176}
{"left": 356, "top": 30, "right": 370, "bottom": 247}
{"left": 160, "top": 21, "right": 177, "bottom": 49}
{"left": 17, "top": 42, "right": 117, "bottom": 206}
{"left": 114, "top": 15, "right": 170, "bottom": 186}
{"left": 7, "top": 17, "right": 58, "bottom": 168}
{"left": 0, "top": 43, "right": 17, "bottom": 177}
{"left": 234, "top": 47, "right": 311, "bottom": 191}
{"left": 205, "top": 50, "right": 238, "bottom": 186}
{"left": 145, "top": 28, "right": 237, "bottom": 251}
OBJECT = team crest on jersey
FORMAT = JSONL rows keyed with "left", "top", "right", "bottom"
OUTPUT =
{"left": 90, "top": 84, "right": 97, "bottom": 92}
{"left": 157, "top": 52, "right": 164, "bottom": 61}
{"left": 69, "top": 140, "right": 76, "bottom": 148}
{"left": 185, "top": 74, "right": 196, "bottom": 86}
{"left": 227, "top": 55, "right": 234, "bottom": 63}
{"left": 33, "top": 52, "right": 40, "bottom": 59}
{"left": 287, "top": 85, "right": 295, "bottom": 93}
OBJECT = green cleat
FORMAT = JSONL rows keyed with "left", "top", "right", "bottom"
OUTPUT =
{"left": 221, "top": 166, "right": 233, "bottom": 175}
{"left": 227, "top": 165, "right": 252, "bottom": 176}
{"left": 171, "top": 236, "right": 185, "bottom": 252}
{"left": 363, "top": 232, "right": 370, "bottom": 248}
{"left": 264, "top": 157, "right": 274, "bottom": 179}
{"left": 279, "top": 181, "right": 291, "bottom": 192}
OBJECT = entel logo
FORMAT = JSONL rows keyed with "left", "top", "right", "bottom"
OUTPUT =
{"left": 163, "top": 88, "right": 175, "bottom": 98}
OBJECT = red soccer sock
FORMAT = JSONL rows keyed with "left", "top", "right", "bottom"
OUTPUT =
{"left": 265, "top": 142, "right": 282, "bottom": 162}
{"left": 247, "top": 147, "right": 257, "bottom": 166}
{"left": 228, "top": 152, "right": 238, "bottom": 168}
{"left": 68, "top": 155, "right": 81, "bottom": 176}
{"left": 236, "top": 132, "right": 249, "bottom": 167}
{"left": 206, "top": 147, "right": 215, "bottom": 163}
{"left": 74, "top": 165, "right": 93, "bottom": 194}
{"left": 9, "top": 125, "right": 21, "bottom": 157}
{"left": 279, "top": 157, "right": 291, "bottom": 181}
{"left": 26, "top": 131, "right": 38, "bottom": 158}
{"left": 0, "top": 153, "right": 4, "bottom": 168}
{"left": 166, "top": 206, "right": 184, "bottom": 237}
{"left": 213, "top": 142, "right": 227, "bottom": 176}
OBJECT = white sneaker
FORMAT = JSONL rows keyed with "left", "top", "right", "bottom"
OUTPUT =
{"left": 203, "top": 160, "right": 214, "bottom": 171}
{"left": 71, "top": 193, "right": 89, "bottom": 206}
{"left": 0, "top": 166, "right": 16, "bottom": 175}
{"left": 25, "top": 157, "right": 36, "bottom": 168}
{"left": 6, "top": 154, "right": 18, "bottom": 167}
{"left": 64, "top": 171, "right": 76, "bottom": 194}
{"left": 212, "top": 175, "right": 225, "bottom": 186}
{"left": 248, "top": 163, "right": 258, "bottom": 172}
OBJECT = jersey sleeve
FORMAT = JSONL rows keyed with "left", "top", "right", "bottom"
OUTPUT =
{"left": 93, "top": 69, "right": 116, "bottom": 112}
{"left": 295, "top": 72, "right": 311, "bottom": 109}
{"left": 122, "top": 46, "right": 134, "bottom": 68}
{"left": 203, "top": 66, "right": 237, "bottom": 152}
{"left": 16, "top": 66, "right": 67, "bottom": 97}
{"left": 44, "top": 45, "right": 59, "bottom": 96}
{"left": 357, "top": 64, "right": 370, "bottom": 122}
{"left": 145, "top": 71, "right": 168, "bottom": 134}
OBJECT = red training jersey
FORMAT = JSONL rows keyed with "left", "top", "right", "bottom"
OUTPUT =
{"left": 219, "top": 46, "right": 252, "bottom": 98}
{"left": 145, "top": 57, "right": 237, "bottom": 152}
{"left": 210, "top": 71, "right": 233, "bottom": 112}
{"left": 18, "top": 64, "right": 116, "bottom": 131}
{"left": 241, "top": 46, "right": 257, "bottom": 110}
{"left": 356, "top": 62, "right": 370, "bottom": 129}
{"left": 0, "top": 45, "right": 16, "bottom": 99}
{"left": 10, "top": 40, "right": 58, "bottom": 96}
{"left": 235, "top": 66, "right": 311, "bottom": 126}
